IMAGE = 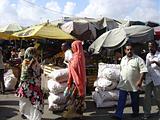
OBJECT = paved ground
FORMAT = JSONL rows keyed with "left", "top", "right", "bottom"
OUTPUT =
{"left": 0, "top": 91, "right": 160, "bottom": 120}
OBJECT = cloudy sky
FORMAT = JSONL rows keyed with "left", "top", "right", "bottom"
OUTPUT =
{"left": 0, "top": 0, "right": 159, "bottom": 26}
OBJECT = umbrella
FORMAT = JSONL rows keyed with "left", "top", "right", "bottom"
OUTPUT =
{"left": 13, "top": 23, "right": 75, "bottom": 40}
{"left": 91, "top": 17, "right": 119, "bottom": 30}
{"left": 60, "top": 19, "right": 97, "bottom": 41}
{"left": 51, "top": 17, "right": 74, "bottom": 27}
{"left": 146, "top": 21, "right": 159, "bottom": 27}
{"left": 53, "top": 17, "right": 120, "bottom": 41}
{"left": 89, "top": 25, "right": 154, "bottom": 54}
{"left": 91, "top": 17, "right": 120, "bottom": 38}
{"left": 0, "top": 23, "right": 23, "bottom": 33}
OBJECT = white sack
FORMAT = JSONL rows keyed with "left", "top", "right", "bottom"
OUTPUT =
{"left": 48, "top": 92, "right": 66, "bottom": 105}
{"left": 98, "top": 63, "right": 120, "bottom": 81}
{"left": 94, "top": 78, "right": 112, "bottom": 87}
{"left": 92, "top": 90, "right": 131, "bottom": 108}
{"left": 102, "top": 68, "right": 120, "bottom": 81}
{"left": 96, "top": 100, "right": 117, "bottom": 108}
{"left": 95, "top": 81, "right": 118, "bottom": 91}
{"left": 48, "top": 103, "right": 65, "bottom": 112}
{"left": 48, "top": 68, "right": 68, "bottom": 82}
{"left": 47, "top": 79, "right": 67, "bottom": 94}
{"left": 92, "top": 90, "right": 119, "bottom": 103}
{"left": 19, "top": 98, "right": 42, "bottom": 120}
{"left": 4, "top": 69, "right": 17, "bottom": 90}
{"left": 98, "top": 63, "right": 108, "bottom": 78}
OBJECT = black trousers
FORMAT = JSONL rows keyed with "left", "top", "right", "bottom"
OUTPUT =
{"left": 0, "top": 69, "right": 5, "bottom": 92}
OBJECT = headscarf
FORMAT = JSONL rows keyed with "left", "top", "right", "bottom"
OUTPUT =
{"left": 68, "top": 40, "right": 86, "bottom": 97}
{"left": 21, "top": 47, "right": 40, "bottom": 81}
{"left": 24, "top": 47, "right": 37, "bottom": 60}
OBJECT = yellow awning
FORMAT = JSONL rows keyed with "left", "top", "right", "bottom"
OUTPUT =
{"left": 13, "top": 23, "right": 75, "bottom": 40}
{"left": 0, "top": 32, "right": 18, "bottom": 40}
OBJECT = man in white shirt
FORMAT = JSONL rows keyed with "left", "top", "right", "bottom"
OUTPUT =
{"left": 61, "top": 42, "right": 73, "bottom": 67}
{"left": 142, "top": 41, "right": 160, "bottom": 120}
{"left": 112, "top": 43, "right": 148, "bottom": 120}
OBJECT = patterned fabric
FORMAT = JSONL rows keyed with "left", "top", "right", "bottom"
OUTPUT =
{"left": 16, "top": 47, "right": 44, "bottom": 113}
{"left": 64, "top": 84, "right": 85, "bottom": 116}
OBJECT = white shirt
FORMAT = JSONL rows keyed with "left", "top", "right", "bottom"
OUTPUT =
{"left": 64, "top": 49, "right": 73, "bottom": 66}
{"left": 117, "top": 54, "right": 148, "bottom": 92}
{"left": 145, "top": 51, "right": 160, "bottom": 86}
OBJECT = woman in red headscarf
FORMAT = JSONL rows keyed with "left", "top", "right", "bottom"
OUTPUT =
{"left": 63, "top": 40, "right": 86, "bottom": 118}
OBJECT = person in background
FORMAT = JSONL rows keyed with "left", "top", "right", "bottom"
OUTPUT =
{"left": 10, "top": 47, "right": 18, "bottom": 59}
{"left": 0, "top": 47, "right": 5, "bottom": 94}
{"left": 114, "top": 51, "right": 122, "bottom": 64}
{"left": 18, "top": 48, "right": 25, "bottom": 61}
{"left": 16, "top": 47, "right": 44, "bottom": 120}
{"left": 61, "top": 42, "right": 73, "bottom": 67}
{"left": 142, "top": 41, "right": 160, "bottom": 120}
{"left": 63, "top": 40, "right": 86, "bottom": 119}
{"left": 3, "top": 46, "right": 11, "bottom": 62}
{"left": 112, "top": 43, "right": 148, "bottom": 120}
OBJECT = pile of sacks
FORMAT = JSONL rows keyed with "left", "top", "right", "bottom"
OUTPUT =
{"left": 92, "top": 63, "right": 131, "bottom": 108}
{"left": 47, "top": 68, "right": 68, "bottom": 112}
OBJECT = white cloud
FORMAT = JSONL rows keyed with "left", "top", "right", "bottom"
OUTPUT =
{"left": 31, "top": 0, "right": 37, "bottom": 2}
{"left": 17, "top": 0, "right": 43, "bottom": 23}
{"left": 63, "top": 2, "right": 76, "bottom": 16}
{"left": 0, "top": 0, "right": 65, "bottom": 26}
{"left": 45, "top": 1, "right": 61, "bottom": 12}
{"left": 43, "top": 0, "right": 62, "bottom": 23}
{"left": 77, "top": 0, "right": 160, "bottom": 23}
{"left": 0, "top": 0, "right": 18, "bottom": 26}
{"left": 0, "top": 0, "right": 159, "bottom": 26}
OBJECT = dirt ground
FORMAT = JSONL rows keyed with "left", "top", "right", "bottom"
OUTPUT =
{"left": 0, "top": 91, "right": 160, "bottom": 120}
